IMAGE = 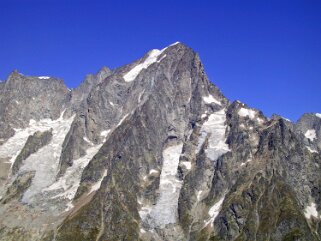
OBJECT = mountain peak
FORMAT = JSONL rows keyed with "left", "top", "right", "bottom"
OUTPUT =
{"left": 7, "top": 69, "right": 23, "bottom": 79}
{"left": 95, "top": 66, "right": 111, "bottom": 81}
{"left": 0, "top": 44, "right": 320, "bottom": 241}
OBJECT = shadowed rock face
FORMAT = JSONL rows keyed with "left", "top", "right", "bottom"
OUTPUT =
{"left": 0, "top": 43, "right": 320, "bottom": 241}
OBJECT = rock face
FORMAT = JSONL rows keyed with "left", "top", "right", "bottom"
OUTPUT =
{"left": 0, "top": 42, "right": 320, "bottom": 241}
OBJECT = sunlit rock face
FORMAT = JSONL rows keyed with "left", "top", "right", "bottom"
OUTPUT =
{"left": 0, "top": 43, "right": 320, "bottom": 241}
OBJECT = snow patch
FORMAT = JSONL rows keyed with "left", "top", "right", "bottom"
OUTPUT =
{"left": 282, "top": 117, "right": 291, "bottom": 122}
{"left": 117, "top": 114, "right": 129, "bottom": 127}
{"left": 38, "top": 76, "right": 50, "bottom": 79}
{"left": 100, "top": 130, "right": 111, "bottom": 138}
{"left": 196, "top": 109, "right": 230, "bottom": 160}
{"left": 157, "top": 54, "right": 167, "bottom": 63}
{"left": 203, "top": 94, "right": 221, "bottom": 105}
{"left": 238, "top": 107, "right": 256, "bottom": 119}
{"left": 109, "top": 101, "right": 114, "bottom": 106}
{"left": 181, "top": 161, "right": 191, "bottom": 170}
{"left": 44, "top": 142, "right": 104, "bottom": 199}
{"left": 197, "top": 191, "right": 203, "bottom": 201}
{"left": 305, "top": 202, "right": 320, "bottom": 219}
{"left": 138, "top": 90, "right": 145, "bottom": 103}
{"left": 240, "top": 159, "right": 252, "bottom": 167}
{"left": 43, "top": 129, "right": 110, "bottom": 210}
{"left": 257, "top": 118, "right": 264, "bottom": 124}
{"left": 140, "top": 143, "right": 183, "bottom": 228}
{"left": 143, "top": 169, "right": 159, "bottom": 181}
{"left": 149, "top": 169, "right": 159, "bottom": 175}
{"left": 15, "top": 113, "right": 75, "bottom": 203}
{"left": 201, "top": 111, "right": 208, "bottom": 119}
{"left": 170, "top": 41, "right": 181, "bottom": 46}
{"left": 305, "top": 129, "right": 316, "bottom": 141}
{"left": 83, "top": 136, "right": 93, "bottom": 145}
{"left": 316, "top": 113, "right": 321, "bottom": 118}
{"left": 90, "top": 169, "right": 107, "bottom": 193}
{"left": 123, "top": 49, "right": 166, "bottom": 82}
{"left": 306, "top": 146, "right": 318, "bottom": 153}
{"left": 0, "top": 111, "right": 70, "bottom": 166}
{"left": 204, "top": 195, "right": 225, "bottom": 227}
{"left": 139, "top": 206, "right": 153, "bottom": 223}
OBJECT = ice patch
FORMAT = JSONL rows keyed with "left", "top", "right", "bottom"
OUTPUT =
{"left": 38, "top": 76, "right": 50, "bottom": 79}
{"left": 196, "top": 109, "right": 230, "bottom": 160}
{"left": 304, "top": 202, "right": 320, "bottom": 219}
{"left": 141, "top": 143, "right": 183, "bottom": 228}
{"left": 44, "top": 130, "right": 110, "bottom": 209}
{"left": 123, "top": 49, "right": 166, "bottom": 82}
{"left": 305, "top": 129, "right": 316, "bottom": 141}
{"left": 15, "top": 113, "right": 75, "bottom": 203}
{"left": 0, "top": 111, "right": 70, "bottom": 166}
{"left": 0, "top": 129, "right": 35, "bottom": 165}
{"left": 44, "top": 143, "right": 103, "bottom": 198}
{"left": 204, "top": 195, "right": 225, "bottom": 227}
{"left": 203, "top": 94, "right": 221, "bottom": 105}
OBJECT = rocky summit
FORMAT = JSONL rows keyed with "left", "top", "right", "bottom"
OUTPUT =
{"left": 0, "top": 42, "right": 320, "bottom": 241}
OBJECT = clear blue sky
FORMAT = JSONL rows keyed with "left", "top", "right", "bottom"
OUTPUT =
{"left": 1, "top": 0, "right": 320, "bottom": 121}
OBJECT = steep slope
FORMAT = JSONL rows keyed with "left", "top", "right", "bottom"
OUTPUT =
{"left": 0, "top": 43, "right": 320, "bottom": 241}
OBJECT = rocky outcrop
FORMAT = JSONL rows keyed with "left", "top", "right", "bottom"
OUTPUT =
{"left": 0, "top": 71, "right": 70, "bottom": 141}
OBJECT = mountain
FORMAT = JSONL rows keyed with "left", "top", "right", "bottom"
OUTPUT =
{"left": 0, "top": 42, "right": 320, "bottom": 241}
